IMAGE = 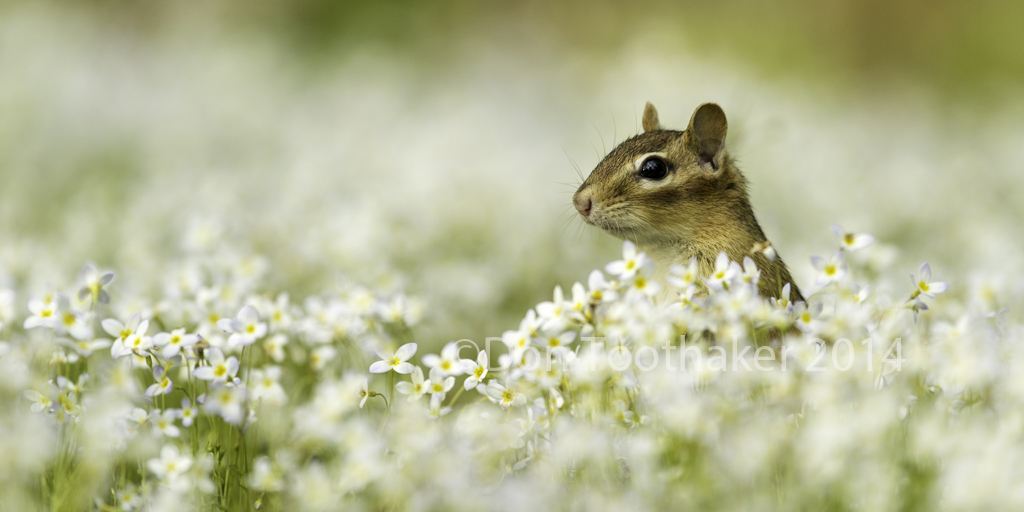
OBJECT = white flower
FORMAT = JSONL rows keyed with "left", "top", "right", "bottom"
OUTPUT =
{"left": 114, "top": 484, "right": 141, "bottom": 511}
{"left": 911, "top": 262, "right": 948, "bottom": 298}
{"left": 150, "top": 409, "right": 181, "bottom": 438}
{"left": 217, "top": 305, "right": 267, "bottom": 349}
{"left": 811, "top": 251, "right": 848, "bottom": 286}
{"left": 49, "top": 349, "right": 80, "bottom": 365}
{"left": 752, "top": 240, "right": 777, "bottom": 262}
{"left": 77, "top": 263, "right": 115, "bottom": 305}
{"left": 248, "top": 457, "right": 284, "bottom": 492}
{"left": 461, "top": 350, "right": 489, "bottom": 391}
{"left": 705, "top": 252, "right": 741, "bottom": 291}
{"left": 24, "top": 390, "right": 52, "bottom": 413}
{"left": 831, "top": 224, "right": 874, "bottom": 251}
{"left": 536, "top": 285, "right": 573, "bottom": 330}
{"left": 59, "top": 338, "right": 112, "bottom": 358}
{"left": 145, "top": 365, "right": 174, "bottom": 397}
{"left": 56, "top": 373, "right": 88, "bottom": 398}
{"left": 358, "top": 378, "right": 371, "bottom": 408}
{"left": 204, "top": 384, "right": 247, "bottom": 424}
{"left": 426, "top": 366, "right": 455, "bottom": 401}
{"left": 103, "top": 313, "right": 151, "bottom": 359}
{"left": 147, "top": 444, "right": 191, "bottom": 481}
{"left": 569, "top": 282, "right": 589, "bottom": 314}
{"left": 24, "top": 298, "right": 58, "bottom": 330}
{"left": 677, "top": 285, "right": 701, "bottom": 309}
{"left": 854, "top": 284, "right": 871, "bottom": 304}
{"left": 250, "top": 366, "right": 287, "bottom": 406}
{"left": 264, "top": 333, "right": 289, "bottom": 363}
{"left": 395, "top": 366, "right": 428, "bottom": 402}
{"left": 127, "top": 407, "right": 150, "bottom": 432}
{"left": 266, "top": 293, "right": 293, "bottom": 332}
{"left": 376, "top": 293, "right": 422, "bottom": 325}
{"left": 309, "top": 346, "right": 337, "bottom": 371}
{"left": 193, "top": 348, "right": 239, "bottom": 383}
{"left": 502, "top": 327, "right": 532, "bottom": 358}
{"left": 369, "top": 343, "right": 417, "bottom": 374}
{"left": 587, "top": 269, "right": 618, "bottom": 303}
{"left": 422, "top": 341, "right": 465, "bottom": 376}
{"left": 540, "top": 328, "right": 576, "bottom": 355}
{"left": 793, "top": 301, "right": 824, "bottom": 333}
{"left": 626, "top": 260, "right": 660, "bottom": 297}
{"left": 668, "top": 257, "right": 699, "bottom": 288}
{"left": 740, "top": 256, "right": 760, "bottom": 287}
{"left": 771, "top": 283, "right": 795, "bottom": 312}
{"left": 548, "top": 387, "right": 565, "bottom": 410}
{"left": 179, "top": 398, "right": 198, "bottom": 427}
{"left": 55, "top": 297, "right": 93, "bottom": 341}
{"left": 153, "top": 328, "right": 199, "bottom": 359}
{"left": 486, "top": 380, "right": 527, "bottom": 410}
{"left": 428, "top": 394, "right": 452, "bottom": 419}
{"left": 605, "top": 240, "right": 648, "bottom": 280}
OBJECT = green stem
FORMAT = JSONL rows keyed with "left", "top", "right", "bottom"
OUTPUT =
{"left": 388, "top": 371, "right": 395, "bottom": 413}
{"left": 446, "top": 385, "right": 466, "bottom": 407}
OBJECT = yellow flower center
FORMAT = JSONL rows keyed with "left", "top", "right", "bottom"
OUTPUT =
{"left": 844, "top": 233, "right": 855, "bottom": 245}
{"left": 387, "top": 356, "right": 401, "bottom": 366}
{"left": 120, "top": 328, "right": 132, "bottom": 339}
{"left": 825, "top": 265, "right": 836, "bottom": 276}
{"left": 919, "top": 281, "right": 929, "bottom": 291}
{"left": 549, "top": 337, "right": 561, "bottom": 347}
{"left": 801, "top": 313, "right": 811, "bottom": 323}
{"left": 502, "top": 390, "right": 514, "bottom": 402}
{"left": 474, "top": 367, "right": 485, "bottom": 378}
{"left": 625, "top": 260, "right": 635, "bottom": 270}
{"left": 41, "top": 310, "right": 53, "bottom": 318}
{"left": 214, "top": 365, "right": 227, "bottom": 377}
{"left": 246, "top": 325, "right": 256, "bottom": 334}
{"left": 170, "top": 335, "right": 181, "bottom": 345}
{"left": 440, "top": 360, "right": 452, "bottom": 370}
{"left": 635, "top": 277, "right": 647, "bottom": 289}
{"left": 63, "top": 313, "right": 75, "bottom": 326}
{"left": 432, "top": 383, "right": 444, "bottom": 393}
{"left": 413, "top": 383, "right": 423, "bottom": 393}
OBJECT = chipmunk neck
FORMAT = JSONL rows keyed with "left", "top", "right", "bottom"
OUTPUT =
{"left": 644, "top": 200, "right": 768, "bottom": 298}
{"left": 638, "top": 167, "right": 800, "bottom": 303}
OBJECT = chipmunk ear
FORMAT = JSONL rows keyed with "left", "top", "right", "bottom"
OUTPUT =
{"left": 686, "top": 103, "right": 728, "bottom": 168}
{"left": 642, "top": 102, "right": 661, "bottom": 132}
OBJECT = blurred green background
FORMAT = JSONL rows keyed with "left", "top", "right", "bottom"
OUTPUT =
{"left": 1, "top": 0, "right": 1023, "bottom": 346}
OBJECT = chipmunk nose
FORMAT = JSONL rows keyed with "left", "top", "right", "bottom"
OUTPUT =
{"left": 574, "top": 191, "right": 593, "bottom": 218}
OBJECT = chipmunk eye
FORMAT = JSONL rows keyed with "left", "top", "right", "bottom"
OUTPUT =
{"left": 638, "top": 157, "right": 669, "bottom": 180}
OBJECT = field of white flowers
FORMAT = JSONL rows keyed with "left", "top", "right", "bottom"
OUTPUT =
{"left": 2, "top": 3, "right": 1024, "bottom": 511}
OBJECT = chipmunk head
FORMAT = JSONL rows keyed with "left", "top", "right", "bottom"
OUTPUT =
{"left": 573, "top": 102, "right": 749, "bottom": 246}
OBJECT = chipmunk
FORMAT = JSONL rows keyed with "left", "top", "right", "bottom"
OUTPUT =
{"left": 573, "top": 102, "right": 804, "bottom": 304}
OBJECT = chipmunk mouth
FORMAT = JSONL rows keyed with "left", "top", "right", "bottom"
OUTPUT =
{"left": 585, "top": 206, "right": 639, "bottom": 238}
